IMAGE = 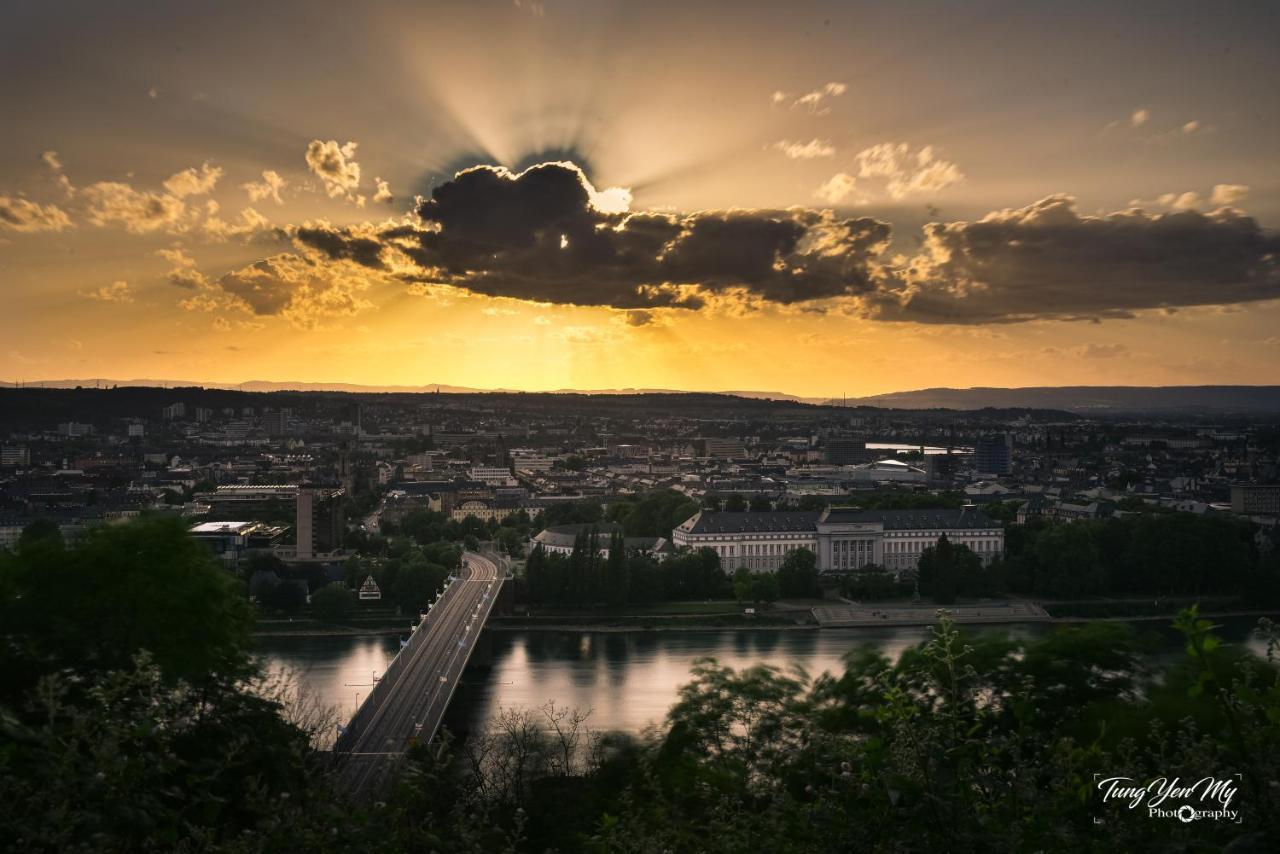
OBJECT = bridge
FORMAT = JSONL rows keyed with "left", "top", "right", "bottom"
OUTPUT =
{"left": 333, "top": 550, "right": 504, "bottom": 798}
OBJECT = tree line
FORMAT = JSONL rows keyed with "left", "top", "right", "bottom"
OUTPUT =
{"left": 523, "top": 532, "right": 726, "bottom": 607}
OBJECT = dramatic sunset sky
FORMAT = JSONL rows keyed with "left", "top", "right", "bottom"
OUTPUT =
{"left": 3, "top": 0, "right": 1278, "bottom": 397}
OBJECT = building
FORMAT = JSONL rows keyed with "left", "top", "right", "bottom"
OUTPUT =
{"left": 823, "top": 437, "right": 872, "bottom": 466}
{"left": 57, "top": 422, "right": 94, "bottom": 437}
{"left": 295, "top": 486, "right": 346, "bottom": 558}
{"left": 1, "top": 446, "right": 30, "bottom": 467}
{"left": 198, "top": 484, "right": 299, "bottom": 520}
{"left": 1231, "top": 483, "right": 1280, "bottom": 516}
{"left": 974, "top": 434, "right": 1011, "bottom": 476}
{"left": 196, "top": 484, "right": 344, "bottom": 559}
{"left": 451, "top": 494, "right": 519, "bottom": 522}
{"left": 262, "top": 409, "right": 294, "bottom": 436}
{"left": 188, "top": 520, "right": 286, "bottom": 568}
{"left": 701, "top": 437, "right": 746, "bottom": 459}
{"left": 672, "top": 507, "right": 1004, "bottom": 575}
{"left": 469, "top": 465, "right": 517, "bottom": 487}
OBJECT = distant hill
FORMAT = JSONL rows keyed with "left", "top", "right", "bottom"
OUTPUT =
{"left": 848, "top": 385, "right": 1280, "bottom": 413}
{"left": 0, "top": 378, "right": 817, "bottom": 402}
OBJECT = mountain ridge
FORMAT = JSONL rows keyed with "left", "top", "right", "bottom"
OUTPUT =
{"left": 4, "top": 380, "right": 1280, "bottom": 412}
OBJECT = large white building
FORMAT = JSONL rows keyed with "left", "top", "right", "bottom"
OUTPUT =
{"left": 672, "top": 507, "right": 1004, "bottom": 575}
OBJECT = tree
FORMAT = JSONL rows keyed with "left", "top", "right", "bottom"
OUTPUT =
{"left": 1, "top": 516, "right": 254, "bottom": 685}
{"left": 311, "top": 583, "right": 356, "bottom": 620}
{"left": 605, "top": 531, "right": 630, "bottom": 606}
{"left": 917, "top": 534, "right": 960, "bottom": 604}
{"left": 261, "top": 578, "right": 307, "bottom": 613}
{"left": 775, "top": 548, "right": 818, "bottom": 598}
{"left": 750, "top": 571, "right": 779, "bottom": 603}
{"left": 390, "top": 555, "right": 448, "bottom": 612}
{"left": 748, "top": 494, "right": 772, "bottom": 513}
{"left": 17, "top": 518, "right": 63, "bottom": 553}
{"left": 724, "top": 495, "right": 748, "bottom": 512}
{"left": 732, "top": 566, "right": 753, "bottom": 602}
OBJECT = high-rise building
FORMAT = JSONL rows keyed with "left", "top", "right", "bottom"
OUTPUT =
{"left": 296, "top": 486, "right": 346, "bottom": 558}
{"left": 823, "top": 437, "right": 871, "bottom": 465}
{"left": 262, "top": 409, "right": 293, "bottom": 436}
{"left": 974, "top": 434, "right": 1011, "bottom": 476}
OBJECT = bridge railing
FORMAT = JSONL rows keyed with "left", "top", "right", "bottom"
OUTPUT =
{"left": 332, "top": 575, "right": 461, "bottom": 753}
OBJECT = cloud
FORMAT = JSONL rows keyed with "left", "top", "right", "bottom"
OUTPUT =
{"left": 212, "top": 253, "right": 377, "bottom": 328}
{"left": 854, "top": 143, "right": 963, "bottom": 199}
{"left": 772, "top": 82, "right": 846, "bottom": 114}
{"left": 373, "top": 177, "right": 393, "bottom": 203}
{"left": 201, "top": 201, "right": 270, "bottom": 241}
{"left": 0, "top": 195, "right": 73, "bottom": 233}
{"left": 225, "top": 164, "right": 1280, "bottom": 328}
{"left": 243, "top": 170, "right": 287, "bottom": 204}
{"left": 157, "top": 246, "right": 208, "bottom": 289}
{"left": 288, "top": 161, "right": 892, "bottom": 310}
{"left": 305, "top": 139, "right": 361, "bottom": 198}
{"left": 772, "top": 139, "right": 836, "bottom": 159}
{"left": 623, "top": 309, "right": 655, "bottom": 327}
{"left": 1041, "top": 343, "right": 1130, "bottom": 359}
{"left": 82, "top": 182, "right": 186, "bottom": 233}
{"left": 867, "top": 194, "right": 1280, "bottom": 324}
{"left": 1131, "top": 108, "right": 1149, "bottom": 127}
{"left": 1210, "top": 184, "right": 1249, "bottom": 206}
{"left": 41, "top": 149, "right": 75, "bottom": 196}
{"left": 1158, "top": 191, "right": 1201, "bottom": 211}
{"left": 814, "top": 172, "right": 859, "bottom": 204}
{"left": 163, "top": 162, "right": 222, "bottom": 198}
{"left": 1181, "top": 120, "right": 1201, "bottom": 134}
{"left": 82, "top": 280, "right": 134, "bottom": 302}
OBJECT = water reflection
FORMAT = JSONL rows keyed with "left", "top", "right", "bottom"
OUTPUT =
{"left": 256, "top": 619, "right": 1273, "bottom": 739}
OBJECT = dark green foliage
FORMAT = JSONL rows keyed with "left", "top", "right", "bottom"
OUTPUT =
{"left": 310, "top": 583, "right": 356, "bottom": 621}
{"left": 775, "top": 547, "right": 818, "bottom": 598}
{"left": 605, "top": 489, "right": 700, "bottom": 538}
{"left": 917, "top": 534, "right": 989, "bottom": 603}
{"left": 1, "top": 516, "right": 254, "bottom": 687}
{"left": 1001, "top": 512, "right": 1259, "bottom": 599}
{"left": 525, "top": 539, "right": 725, "bottom": 606}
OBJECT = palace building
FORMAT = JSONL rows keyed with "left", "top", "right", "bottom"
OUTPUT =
{"left": 671, "top": 507, "right": 1004, "bottom": 575}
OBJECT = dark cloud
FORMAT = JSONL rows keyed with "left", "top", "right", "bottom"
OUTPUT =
{"left": 274, "top": 165, "right": 1280, "bottom": 324}
{"left": 869, "top": 195, "right": 1280, "bottom": 324}
{"left": 293, "top": 225, "right": 384, "bottom": 268}
{"left": 293, "top": 161, "right": 892, "bottom": 310}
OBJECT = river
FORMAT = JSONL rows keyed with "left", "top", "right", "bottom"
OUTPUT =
{"left": 256, "top": 618, "right": 1273, "bottom": 740}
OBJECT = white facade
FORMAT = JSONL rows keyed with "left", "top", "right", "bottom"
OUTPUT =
{"left": 672, "top": 508, "right": 1004, "bottom": 575}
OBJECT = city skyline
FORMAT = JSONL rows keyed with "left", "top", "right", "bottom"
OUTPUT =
{"left": 4, "top": 0, "right": 1280, "bottom": 397}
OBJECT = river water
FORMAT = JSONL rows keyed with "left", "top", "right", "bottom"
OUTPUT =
{"left": 256, "top": 618, "right": 1273, "bottom": 738}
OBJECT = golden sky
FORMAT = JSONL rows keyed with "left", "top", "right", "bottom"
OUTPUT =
{"left": 3, "top": 0, "right": 1279, "bottom": 397}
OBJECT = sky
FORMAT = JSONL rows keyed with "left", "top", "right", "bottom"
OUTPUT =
{"left": 2, "top": 0, "right": 1278, "bottom": 398}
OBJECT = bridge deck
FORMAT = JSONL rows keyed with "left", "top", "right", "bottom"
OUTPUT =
{"left": 334, "top": 551, "right": 503, "bottom": 798}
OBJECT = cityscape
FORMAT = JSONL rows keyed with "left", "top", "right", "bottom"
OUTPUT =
{"left": 3, "top": 1, "right": 1280, "bottom": 851}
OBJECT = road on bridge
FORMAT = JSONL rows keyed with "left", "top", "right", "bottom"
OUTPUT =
{"left": 336, "top": 551, "right": 503, "bottom": 799}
